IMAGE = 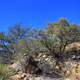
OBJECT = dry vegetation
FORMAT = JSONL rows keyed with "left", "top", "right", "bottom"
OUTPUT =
{"left": 0, "top": 18, "right": 80, "bottom": 80}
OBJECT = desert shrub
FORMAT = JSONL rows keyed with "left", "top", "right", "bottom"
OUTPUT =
{"left": 0, "top": 64, "right": 17, "bottom": 80}
{"left": 0, "top": 64, "right": 9, "bottom": 80}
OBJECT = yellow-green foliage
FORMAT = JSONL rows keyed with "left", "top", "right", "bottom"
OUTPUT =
{"left": 0, "top": 64, "right": 9, "bottom": 80}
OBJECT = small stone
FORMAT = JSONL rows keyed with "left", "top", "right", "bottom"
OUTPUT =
{"left": 21, "top": 73, "right": 27, "bottom": 78}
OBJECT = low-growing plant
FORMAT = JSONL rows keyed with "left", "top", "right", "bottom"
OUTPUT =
{"left": 0, "top": 64, "right": 9, "bottom": 80}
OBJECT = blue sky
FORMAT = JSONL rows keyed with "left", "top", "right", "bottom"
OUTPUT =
{"left": 0, "top": 0, "right": 80, "bottom": 32}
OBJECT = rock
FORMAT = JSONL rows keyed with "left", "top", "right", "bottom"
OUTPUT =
{"left": 9, "top": 61, "right": 23, "bottom": 72}
{"left": 10, "top": 72, "right": 29, "bottom": 80}
{"left": 65, "top": 42, "right": 80, "bottom": 52}
{"left": 21, "top": 73, "right": 27, "bottom": 78}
